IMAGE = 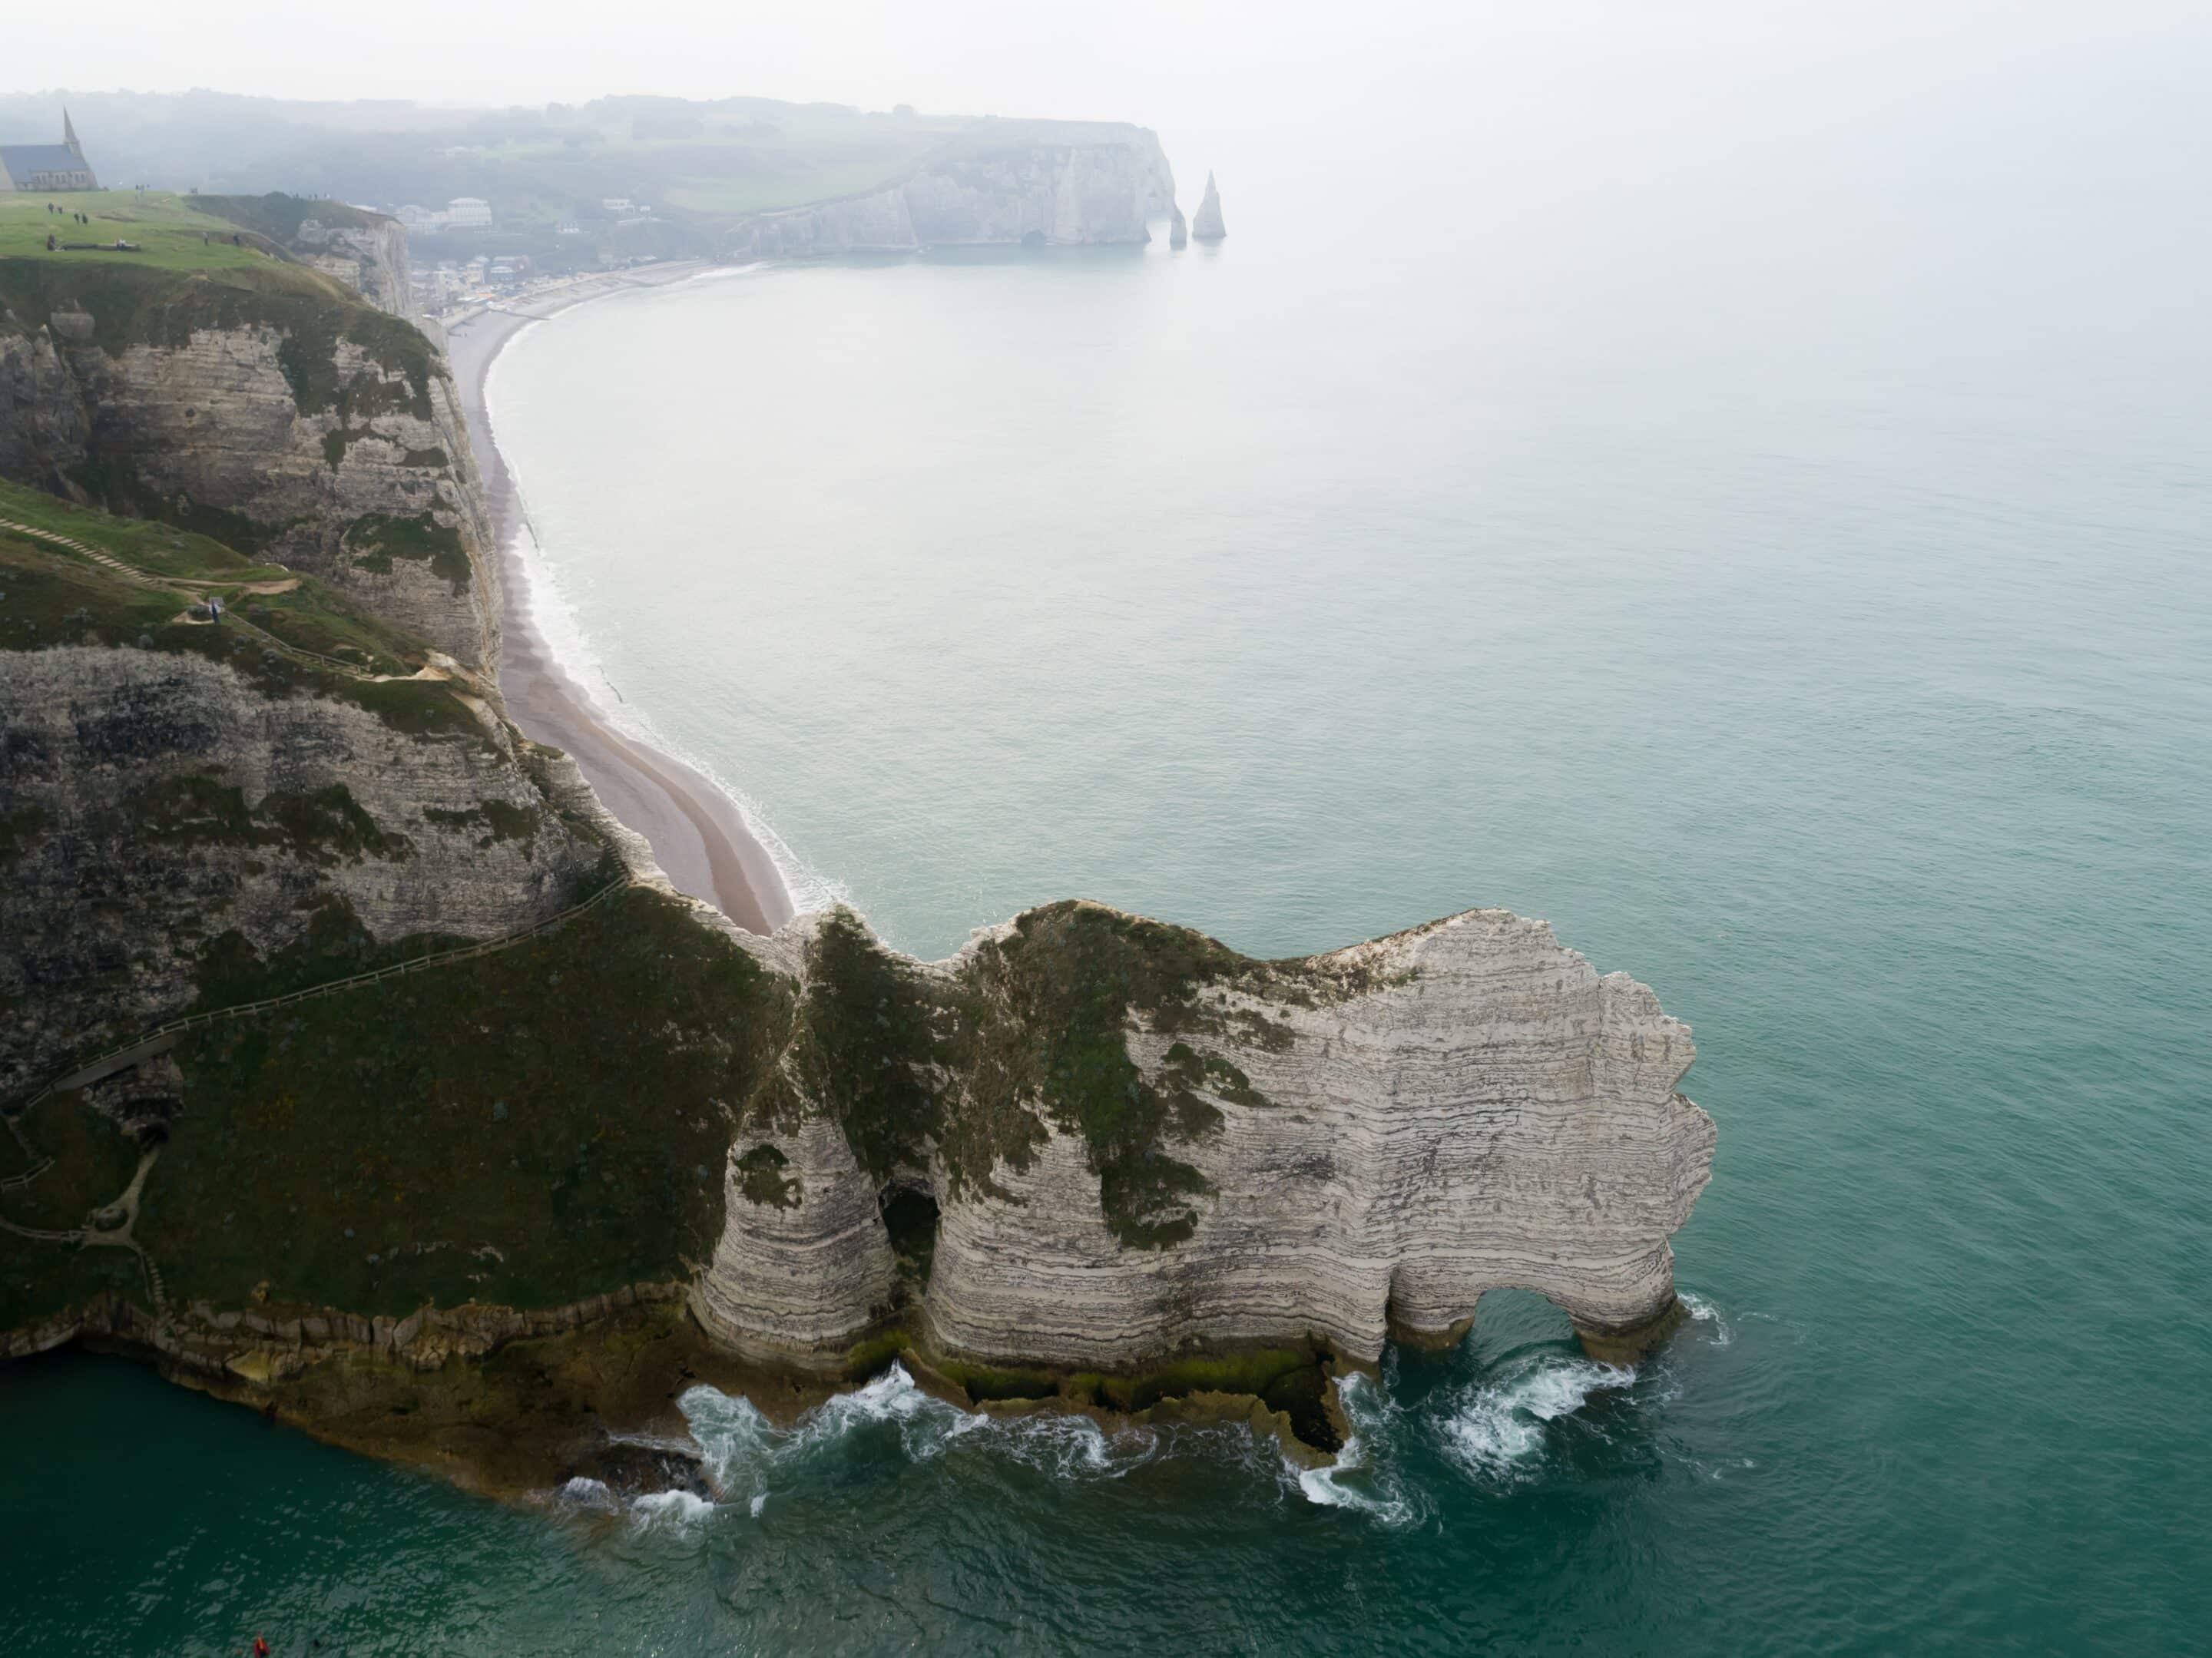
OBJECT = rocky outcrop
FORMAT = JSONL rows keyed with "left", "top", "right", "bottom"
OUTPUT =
{"left": 1191, "top": 171, "right": 1226, "bottom": 240}
{"left": 697, "top": 903, "right": 1714, "bottom": 1374}
{"left": 290, "top": 216, "right": 413, "bottom": 319}
{"left": 730, "top": 123, "right": 1177, "bottom": 256}
{"left": 0, "top": 267, "right": 498, "bottom": 667}
{"left": 193, "top": 196, "right": 416, "bottom": 319}
{"left": 1170, "top": 204, "right": 1189, "bottom": 250}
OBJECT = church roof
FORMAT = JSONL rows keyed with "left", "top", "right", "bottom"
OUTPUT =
{"left": 1, "top": 144, "right": 93, "bottom": 186}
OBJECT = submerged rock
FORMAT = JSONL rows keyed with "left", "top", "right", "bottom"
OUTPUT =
{"left": 565, "top": 1436, "right": 714, "bottom": 1501}
{"left": 1191, "top": 171, "right": 1227, "bottom": 240}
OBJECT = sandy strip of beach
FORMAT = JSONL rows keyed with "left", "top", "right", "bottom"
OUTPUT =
{"left": 439, "top": 267, "right": 796, "bottom": 937}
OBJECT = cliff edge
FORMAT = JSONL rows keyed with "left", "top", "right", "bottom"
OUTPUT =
{"left": 1, "top": 221, "right": 1714, "bottom": 1482}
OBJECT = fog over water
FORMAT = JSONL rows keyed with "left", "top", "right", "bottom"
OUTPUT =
{"left": 6, "top": 4, "right": 2212, "bottom": 1651}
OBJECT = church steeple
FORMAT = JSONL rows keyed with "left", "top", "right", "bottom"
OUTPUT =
{"left": 63, "top": 108, "right": 82, "bottom": 159}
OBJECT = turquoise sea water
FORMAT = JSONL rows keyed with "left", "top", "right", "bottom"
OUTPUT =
{"left": 8, "top": 127, "right": 2211, "bottom": 1652}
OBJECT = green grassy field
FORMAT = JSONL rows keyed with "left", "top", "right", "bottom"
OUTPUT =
{"left": 0, "top": 190, "right": 274, "bottom": 270}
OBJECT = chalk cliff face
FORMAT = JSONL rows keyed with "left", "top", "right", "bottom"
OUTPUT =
{"left": 0, "top": 270, "right": 497, "bottom": 667}
{"left": 696, "top": 903, "right": 1714, "bottom": 1372}
{"left": 0, "top": 644, "right": 610, "bottom": 1100}
{"left": 288, "top": 217, "right": 415, "bottom": 319}
{"left": 730, "top": 124, "right": 1177, "bottom": 255}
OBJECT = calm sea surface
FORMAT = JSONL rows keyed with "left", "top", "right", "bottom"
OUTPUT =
{"left": 7, "top": 132, "right": 2210, "bottom": 1653}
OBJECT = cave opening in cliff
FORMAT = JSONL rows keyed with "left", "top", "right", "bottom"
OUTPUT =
{"left": 881, "top": 1185, "right": 940, "bottom": 1296}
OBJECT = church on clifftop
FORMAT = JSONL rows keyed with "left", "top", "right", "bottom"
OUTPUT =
{"left": 0, "top": 111, "right": 100, "bottom": 194}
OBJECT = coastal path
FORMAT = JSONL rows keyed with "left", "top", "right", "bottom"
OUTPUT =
{"left": 0, "top": 514, "right": 452, "bottom": 683}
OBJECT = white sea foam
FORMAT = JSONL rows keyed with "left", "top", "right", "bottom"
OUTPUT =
{"left": 677, "top": 1363, "right": 1164, "bottom": 1511}
{"left": 485, "top": 334, "right": 843, "bottom": 922}
{"left": 1678, "top": 1289, "right": 1733, "bottom": 1347}
{"left": 749, "top": 1493, "right": 767, "bottom": 1517}
{"left": 684, "top": 261, "right": 770, "bottom": 284}
{"left": 555, "top": 1475, "right": 619, "bottom": 1511}
{"left": 1291, "top": 1373, "right": 1418, "bottom": 1527}
{"left": 631, "top": 1488, "right": 715, "bottom": 1527}
{"left": 1435, "top": 1354, "right": 1634, "bottom": 1482}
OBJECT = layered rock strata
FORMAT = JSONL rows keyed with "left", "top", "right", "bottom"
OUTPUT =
{"left": 730, "top": 124, "right": 1177, "bottom": 255}
{"left": 696, "top": 904, "right": 1714, "bottom": 1373}
{"left": 0, "top": 644, "right": 609, "bottom": 1098}
{"left": 0, "top": 270, "right": 498, "bottom": 666}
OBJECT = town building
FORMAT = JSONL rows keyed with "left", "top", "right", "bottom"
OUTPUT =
{"left": 0, "top": 111, "right": 99, "bottom": 194}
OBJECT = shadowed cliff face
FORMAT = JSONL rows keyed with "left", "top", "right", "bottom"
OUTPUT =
{"left": 697, "top": 903, "right": 1715, "bottom": 1373}
{"left": 728, "top": 126, "right": 1178, "bottom": 255}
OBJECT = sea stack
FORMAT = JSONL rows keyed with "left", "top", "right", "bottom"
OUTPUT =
{"left": 1192, "top": 171, "right": 1226, "bottom": 240}
{"left": 1169, "top": 203, "right": 1189, "bottom": 248}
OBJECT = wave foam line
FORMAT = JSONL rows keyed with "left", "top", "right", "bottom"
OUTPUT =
{"left": 678, "top": 1364, "right": 1164, "bottom": 1508}
{"left": 1291, "top": 1373, "right": 1419, "bottom": 1525}
{"left": 1435, "top": 1352, "right": 1634, "bottom": 1481}
{"left": 495, "top": 492, "right": 842, "bottom": 923}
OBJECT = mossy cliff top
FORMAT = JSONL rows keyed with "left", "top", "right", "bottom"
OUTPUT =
{"left": 0, "top": 248, "right": 435, "bottom": 410}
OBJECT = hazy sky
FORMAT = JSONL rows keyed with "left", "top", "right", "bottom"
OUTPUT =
{"left": 8, "top": 0, "right": 2208, "bottom": 141}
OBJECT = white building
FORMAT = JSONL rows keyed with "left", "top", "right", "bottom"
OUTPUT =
{"left": 443, "top": 197, "right": 493, "bottom": 229}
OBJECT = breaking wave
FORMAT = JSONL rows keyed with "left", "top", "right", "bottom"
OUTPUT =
{"left": 1435, "top": 1352, "right": 1635, "bottom": 1481}
{"left": 630, "top": 1489, "right": 714, "bottom": 1527}
{"left": 1293, "top": 1372, "right": 1420, "bottom": 1527}
{"left": 676, "top": 1363, "right": 1161, "bottom": 1511}
{"left": 1679, "top": 1289, "right": 1733, "bottom": 1346}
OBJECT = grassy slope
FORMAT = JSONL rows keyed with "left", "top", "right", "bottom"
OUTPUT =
{"left": 0, "top": 488, "right": 783, "bottom": 1331}
{"left": 0, "top": 478, "right": 432, "bottom": 677}
{"left": 187, "top": 193, "right": 387, "bottom": 244}
{"left": 0, "top": 190, "right": 275, "bottom": 270}
{"left": 0, "top": 887, "right": 781, "bottom": 1330}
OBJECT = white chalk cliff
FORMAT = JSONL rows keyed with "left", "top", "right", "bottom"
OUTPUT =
{"left": 696, "top": 902, "right": 1714, "bottom": 1374}
{"left": 728, "top": 124, "right": 1178, "bottom": 255}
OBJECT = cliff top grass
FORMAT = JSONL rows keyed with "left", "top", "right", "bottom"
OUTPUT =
{"left": 0, "top": 246, "right": 435, "bottom": 415}
{"left": 0, "top": 190, "right": 277, "bottom": 270}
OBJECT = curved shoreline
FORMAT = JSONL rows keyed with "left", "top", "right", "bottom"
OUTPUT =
{"left": 439, "top": 270, "right": 796, "bottom": 936}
